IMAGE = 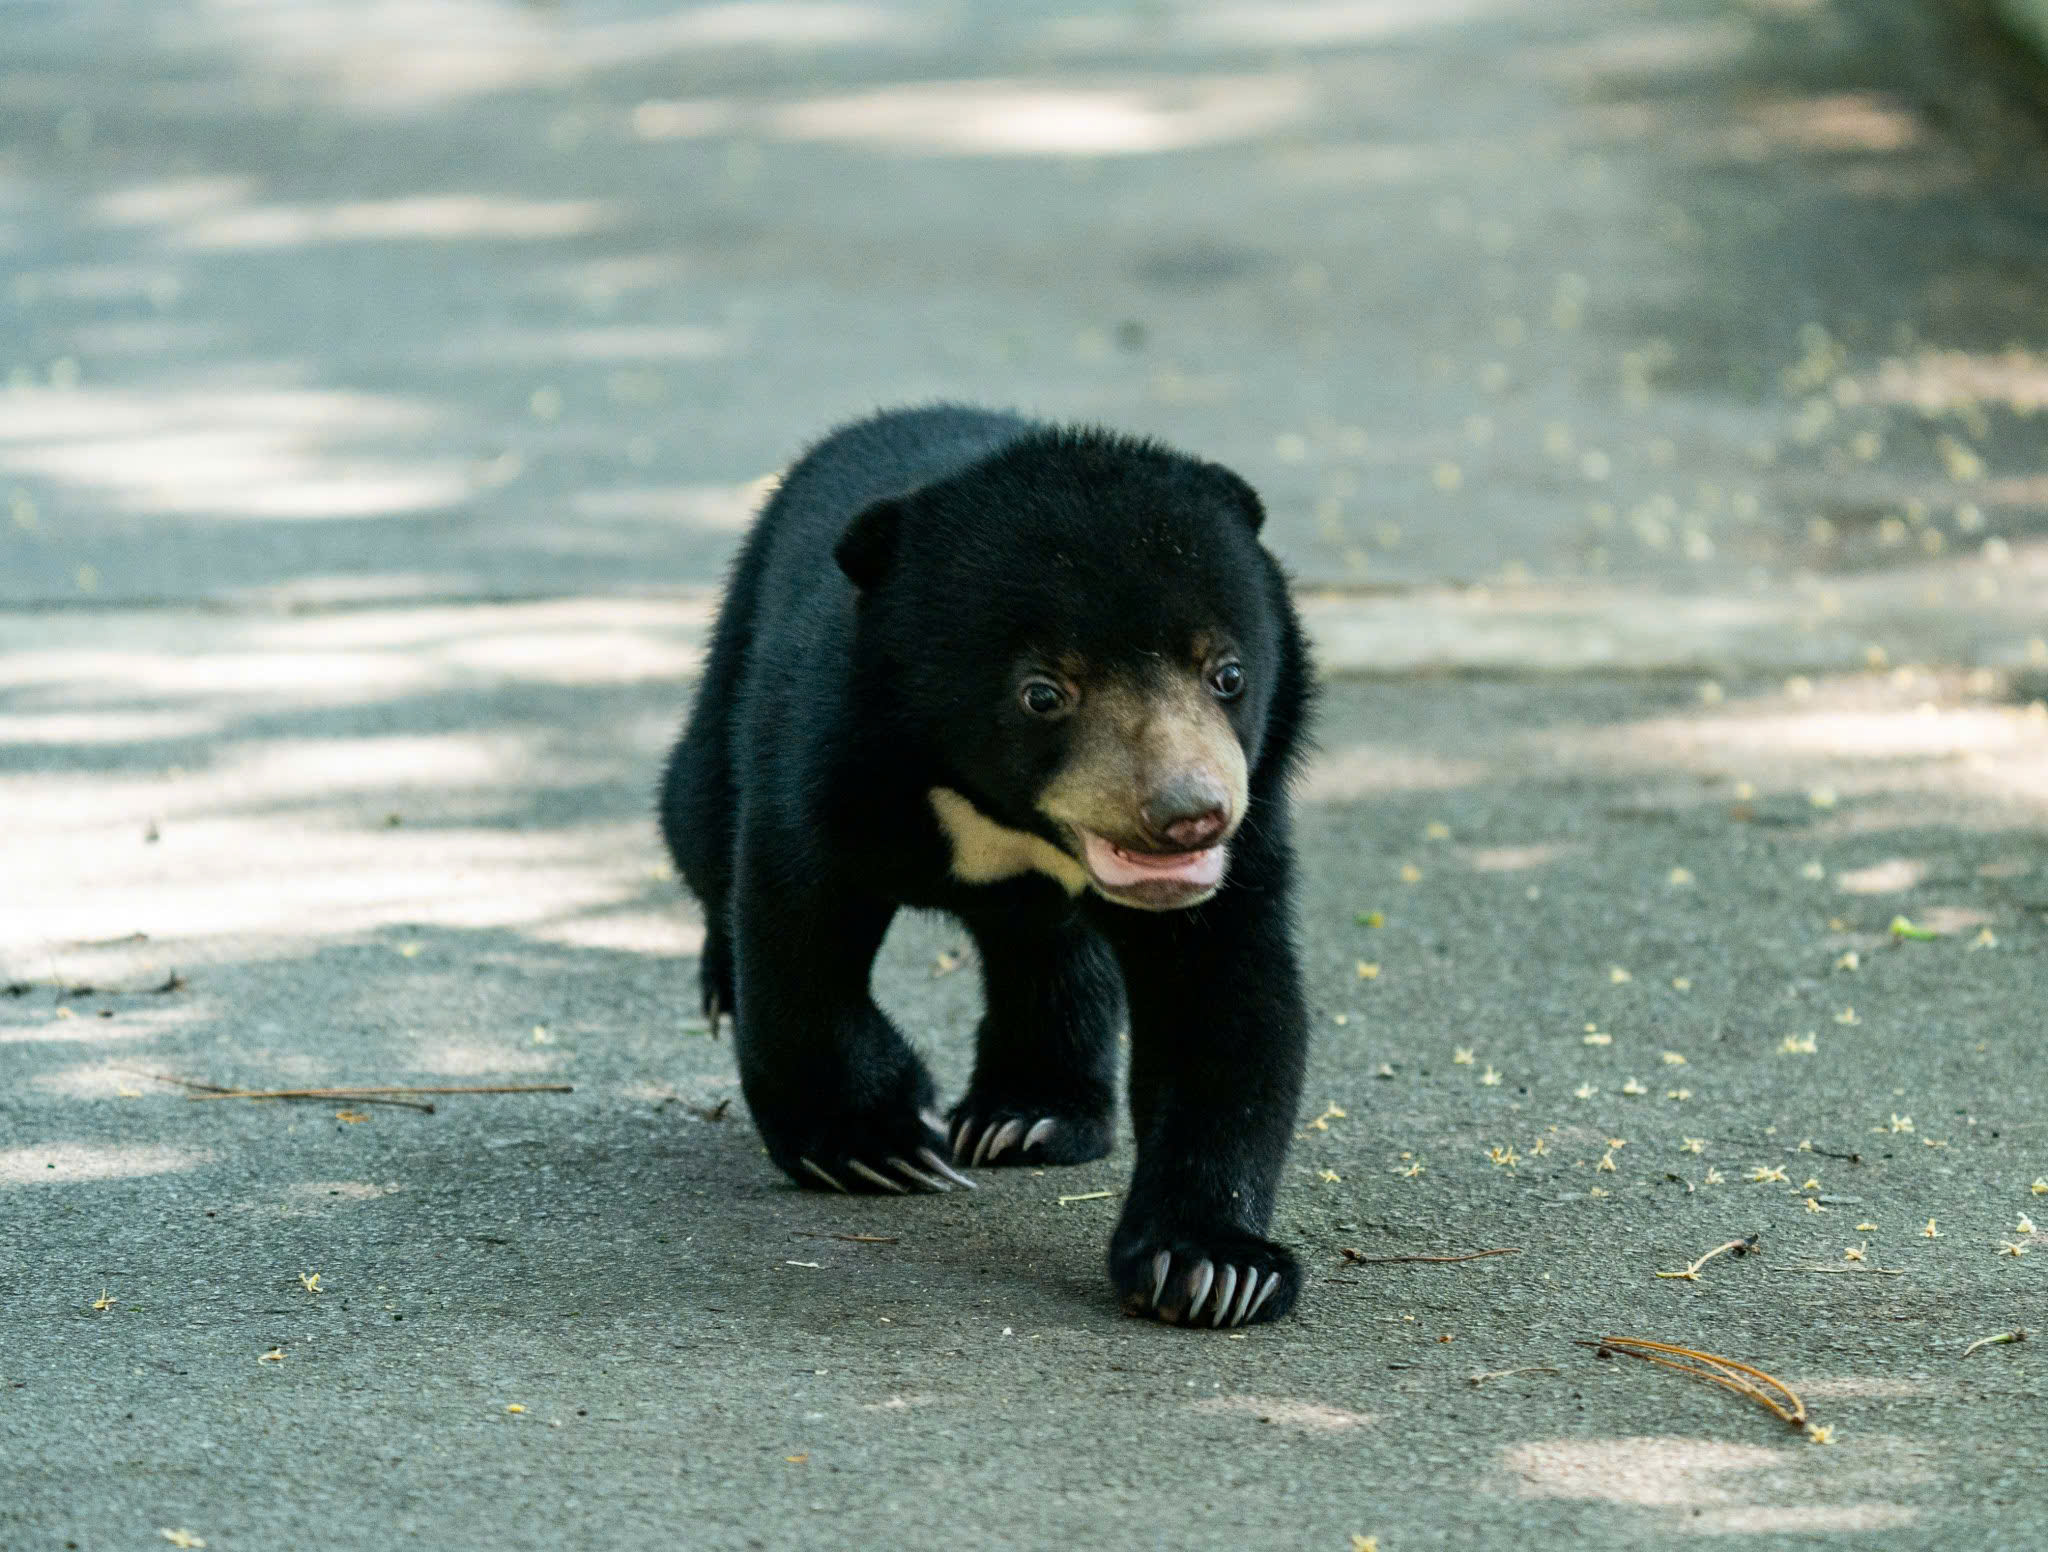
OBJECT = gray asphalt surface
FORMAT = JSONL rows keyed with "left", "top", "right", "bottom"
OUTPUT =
{"left": 5, "top": 2, "right": 2048, "bottom": 1549}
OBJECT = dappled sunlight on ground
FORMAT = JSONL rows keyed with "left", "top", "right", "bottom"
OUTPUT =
{"left": 1862, "top": 348, "right": 2048, "bottom": 418}
{"left": 0, "top": 599, "right": 716, "bottom": 969}
{"left": 0, "top": 1141, "right": 215, "bottom": 1186}
{"left": 1500, "top": 1433, "right": 1930, "bottom": 1532}
{"left": 166, "top": 194, "right": 618, "bottom": 252}
{"left": 529, "top": 910, "right": 702, "bottom": 956}
{"left": 0, "top": 598, "right": 711, "bottom": 722}
{"left": 0, "top": 383, "right": 467, "bottom": 520}
{"left": 190, "top": 0, "right": 910, "bottom": 111}
{"left": 413, "top": 1038, "right": 566, "bottom": 1078}
{"left": 1555, "top": 671, "right": 2048, "bottom": 822}
{"left": 1503, "top": 1435, "right": 1790, "bottom": 1507}
{"left": 770, "top": 74, "right": 1311, "bottom": 157}
{"left": 0, "top": 1001, "right": 209, "bottom": 1048}
{"left": 570, "top": 482, "right": 769, "bottom": 534}
{"left": 4, "top": 811, "right": 669, "bottom": 952}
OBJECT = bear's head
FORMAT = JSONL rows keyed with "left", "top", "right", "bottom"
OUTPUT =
{"left": 835, "top": 428, "right": 1294, "bottom": 911}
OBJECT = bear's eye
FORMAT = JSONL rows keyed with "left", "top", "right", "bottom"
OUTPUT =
{"left": 1020, "top": 679, "right": 1069, "bottom": 718}
{"left": 1208, "top": 661, "right": 1246, "bottom": 699}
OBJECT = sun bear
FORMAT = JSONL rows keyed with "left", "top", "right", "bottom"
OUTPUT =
{"left": 660, "top": 405, "right": 1314, "bottom": 1327}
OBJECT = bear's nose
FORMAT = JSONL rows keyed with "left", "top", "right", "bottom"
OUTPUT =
{"left": 1142, "top": 773, "right": 1230, "bottom": 851}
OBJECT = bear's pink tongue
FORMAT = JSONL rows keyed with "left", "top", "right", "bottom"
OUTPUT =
{"left": 1079, "top": 831, "right": 1226, "bottom": 890}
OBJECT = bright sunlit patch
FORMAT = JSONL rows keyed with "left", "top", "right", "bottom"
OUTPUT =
{"left": 772, "top": 74, "right": 1309, "bottom": 156}
{"left": 93, "top": 176, "right": 256, "bottom": 227}
{"left": 29, "top": 1063, "right": 170, "bottom": 1098}
{"left": 1834, "top": 858, "right": 1927, "bottom": 894}
{"left": 0, "top": 1143, "right": 213, "bottom": 1187}
{"left": 1184, "top": 0, "right": 1507, "bottom": 46}
{"left": 195, "top": 1, "right": 903, "bottom": 110}
{"left": 411, "top": 1040, "right": 563, "bottom": 1079}
{"left": 1463, "top": 843, "right": 1575, "bottom": 872}
{"left": 1863, "top": 348, "right": 2048, "bottom": 417}
{"left": 1741, "top": 93, "right": 1923, "bottom": 153}
{"left": 0, "top": 384, "right": 465, "bottom": 522}
{"left": 1504, "top": 1437, "right": 1789, "bottom": 1508}
{"left": 167, "top": 195, "right": 616, "bottom": 252}
{"left": 0, "top": 709, "right": 222, "bottom": 745}
{"left": 528, "top": 913, "right": 703, "bottom": 956}
{"left": 573, "top": 483, "right": 765, "bottom": 533}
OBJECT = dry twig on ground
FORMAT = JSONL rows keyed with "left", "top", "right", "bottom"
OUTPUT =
{"left": 1577, "top": 1335, "right": 1810, "bottom": 1432}
{"left": 1962, "top": 1328, "right": 2026, "bottom": 1359}
{"left": 132, "top": 1071, "right": 571, "bottom": 1113}
{"left": 1656, "top": 1235, "right": 1759, "bottom": 1281}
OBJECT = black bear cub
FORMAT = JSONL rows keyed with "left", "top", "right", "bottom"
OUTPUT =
{"left": 661, "top": 405, "right": 1314, "bottom": 1327}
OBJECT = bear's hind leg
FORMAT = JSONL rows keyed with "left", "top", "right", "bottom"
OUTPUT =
{"left": 948, "top": 915, "right": 1121, "bottom": 1168}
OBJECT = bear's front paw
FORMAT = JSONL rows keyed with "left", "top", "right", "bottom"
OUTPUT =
{"left": 770, "top": 1105, "right": 977, "bottom": 1196}
{"left": 948, "top": 1097, "right": 1113, "bottom": 1168}
{"left": 1110, "top": 1230, "right": 1300, "bottom": 1329}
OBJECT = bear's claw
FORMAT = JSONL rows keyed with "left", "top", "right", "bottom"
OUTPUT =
{"left": 1143, "top": 1255, "right": 1280, "bottom": 1326}
{"left": 799, "top": 1157, "right": 849, "bottom": 1193}
{"left": 794, "top": 1146, "right": 970, "bottom": 1195}
{"left": 950, "top": 1109, "right": 1110, "bottom": 1168}
{"left": 1117, "top": 1234, "right": 1297, "bottom": 1328}
{"left": 844, "top": 1159, "right": 908, "bottom": 1193}
{"left": 797, "top": 1148, "right": 975, "bottom": 1195}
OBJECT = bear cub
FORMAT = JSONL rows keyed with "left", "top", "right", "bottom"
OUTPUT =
{"left": 661, "top": 405, "right": 1314, "bottom": 1327}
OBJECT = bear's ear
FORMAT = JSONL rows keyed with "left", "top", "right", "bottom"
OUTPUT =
{"left": 1204, "top": 464, "right": 1266, "bottom": 535}
{"left": 834, "top": 498, "right": 903, "bottom": 590}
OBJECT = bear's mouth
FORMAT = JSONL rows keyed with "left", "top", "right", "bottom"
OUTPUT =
{"left": 1074, "top": 828, "right": 1228, "bottom": 910}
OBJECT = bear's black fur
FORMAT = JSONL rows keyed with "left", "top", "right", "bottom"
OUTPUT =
{"left": 661, "top": 405, "right": 1314, "bottom": 1327}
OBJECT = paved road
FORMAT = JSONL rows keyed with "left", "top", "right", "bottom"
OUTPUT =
{"left": 4, "top": 2, "right": 2047, "bottom": 1549}
{"left": 3, "top": 0, "right": 2045, "bottom": 605}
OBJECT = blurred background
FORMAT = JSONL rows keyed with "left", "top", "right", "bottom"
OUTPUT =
{"left": 4, "top": 0, "right": 2045, "bottom": 610}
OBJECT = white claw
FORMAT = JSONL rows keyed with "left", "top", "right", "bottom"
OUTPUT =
{"left": 1228, "top": 1269, "right": 1259, "bottom": 1326}
{"left": 844, "top": 1158, "right": 908, "bottom": 1194}
{"left": 1244, "top": 1271, "right": 1281, "bottom": 1323}
{"left": 985, "top": 1118, "right": 1025, "bottom": 1163}
{"left": 972, "top": 1123, "right": 1001, "bottom": 1167}
{"left": 1184, "top": 1260, "right": 1215, "bottom": 1322}
{"left": 1149, "top": 1251, "right": 1171, "bottom": 1308}
{"left": 799, "top": 1157, "right": 848, "bottom": 1193}
{"left": 919, "top": 1107, "right": 948, "bottom": 1138}
{"left": 916, "top": 1148, "right": 978, "bottom": 1189}
{"left": 1210, "top": 1265, "right": 1239, "bottom": 1328}
{"left": 887, "top": 1155, "right": 945, "bottom": 1191}
{"left": 1022, "top": 1117, "right": 1056, "bottom": 1153}
{"left": 951, "top": 1119, "right": 979, "bottom": 1162}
